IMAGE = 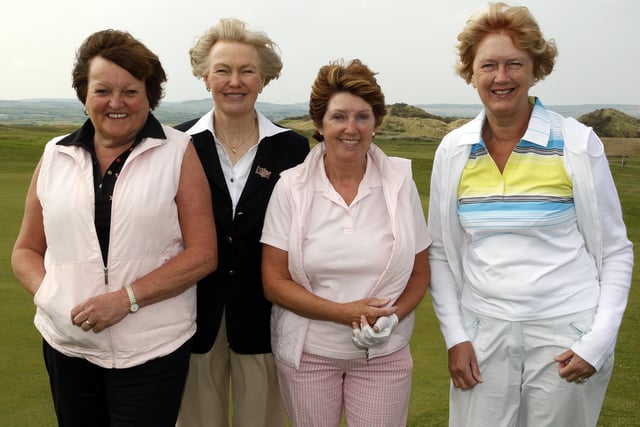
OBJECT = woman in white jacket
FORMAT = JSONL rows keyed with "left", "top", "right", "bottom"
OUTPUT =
{"left": 428, "top": 4, "right": 633, "bottom": 427}
{"left": 261, "top": 59, "right": 431, "bottom": 427}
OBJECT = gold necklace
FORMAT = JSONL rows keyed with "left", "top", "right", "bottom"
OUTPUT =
{"left": 220, "top": 121, "right": 258, "bottom": 155}
{"left": 229, "top": 137, "right": 252, "bottom": 153}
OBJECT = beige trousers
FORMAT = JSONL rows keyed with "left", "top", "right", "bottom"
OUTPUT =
{"left": 176, "top": 315, "right": 286, "bottom": 427}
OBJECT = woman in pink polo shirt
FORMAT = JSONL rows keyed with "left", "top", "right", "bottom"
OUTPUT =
{"left": 261, "top": 59, "right": 431, "bottom": 427}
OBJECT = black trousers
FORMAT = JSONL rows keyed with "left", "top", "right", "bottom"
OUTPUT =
{"left": 43, "top": 338, "right": 191, "bottom": 427}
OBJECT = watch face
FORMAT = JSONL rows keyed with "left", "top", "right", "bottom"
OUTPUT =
{"left": 131, "top": 303, "right": 139, "bottom": 313}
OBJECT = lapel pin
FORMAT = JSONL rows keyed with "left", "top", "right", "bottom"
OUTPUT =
{"left": 255, "top": 165, "right": 272, "bottom": 179}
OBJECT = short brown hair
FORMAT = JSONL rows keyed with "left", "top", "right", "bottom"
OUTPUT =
{"left": 309, "top": 59, "right": 386, "bottom": 142}
{"left": 455, "top": 2, "right": 558, "bottom": 84}
{"left": 72, "top": 29, "right": 167, "bottom": 110}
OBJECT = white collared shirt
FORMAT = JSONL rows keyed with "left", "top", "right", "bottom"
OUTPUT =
{"left": 214, "top": 139, "right": 258, "bottom": 215}
{"left": 184, "top": 108, "right": 289, "bottom": 216}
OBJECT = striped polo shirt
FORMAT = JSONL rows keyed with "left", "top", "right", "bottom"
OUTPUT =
{"left": 457, "top": 98, "right": 599, "bottom": 320}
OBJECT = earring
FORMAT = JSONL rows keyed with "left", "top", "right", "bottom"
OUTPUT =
{"left": 372, "top": 132, "right": 376, "bottom": 136}
{"left": 206, "top": 87, "right": 211, "bottom": 92}
{"left": 83, "top": 109, "right": 88, "bottom": 116}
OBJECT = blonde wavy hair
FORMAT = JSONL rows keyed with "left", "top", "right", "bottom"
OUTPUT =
{"left": 188, "top": 18, "right": 282, "bottom": 86}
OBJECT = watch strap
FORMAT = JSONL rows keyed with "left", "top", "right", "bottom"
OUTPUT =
{"left": 124, "top": 285, "right": 139, "bottom": 312}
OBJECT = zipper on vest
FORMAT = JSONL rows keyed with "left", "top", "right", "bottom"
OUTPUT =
{"left": 104, "top": 266, "right": 117, "bottom": 368}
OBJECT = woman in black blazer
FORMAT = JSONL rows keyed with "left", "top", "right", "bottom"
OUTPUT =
{"left": 175, "top": 18, "right": 309, "bottom": 427}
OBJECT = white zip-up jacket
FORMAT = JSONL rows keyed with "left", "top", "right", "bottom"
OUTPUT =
{"left": 263, "top": 142, "right": 430, "bottom": 368}
{"left": 34, "top": 123, "right": 196, "bottom": 369}
{"left": 428, "top": 107, "right": 633, "bottom": 370}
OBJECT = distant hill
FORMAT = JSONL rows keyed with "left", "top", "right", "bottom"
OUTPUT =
{"left": 379, "top": 103, "right": 471, "bottom": 140}
{"left": 1, "top": 99, "right": 639, "bottom": 139}
{"left": 0, "top": 99, "right": 87, "bottom": 125}
{"left": 578, "top": 108, "right": 640, "bottom": 138}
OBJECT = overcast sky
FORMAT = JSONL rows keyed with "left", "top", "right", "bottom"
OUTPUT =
{"left": 2, "top": 0, "right": 638, "bottom": 107}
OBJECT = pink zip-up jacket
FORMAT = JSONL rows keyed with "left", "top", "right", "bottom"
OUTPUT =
{"left": 34, "top": 125, "right": 196, "bottom": 369}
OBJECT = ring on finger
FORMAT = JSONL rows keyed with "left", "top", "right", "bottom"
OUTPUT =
{"left": 575, "top": 376, "right": 587, "bottom": 384}
{"left": 84, "top": 320, "right": 94, "bottom": 327}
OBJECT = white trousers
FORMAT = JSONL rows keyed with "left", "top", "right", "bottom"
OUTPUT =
{"left": 449, "top": 307, "right": 614, "bottom": 427}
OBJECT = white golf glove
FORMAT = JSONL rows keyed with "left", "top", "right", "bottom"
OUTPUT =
{"left": 352, "top": 313, "right": 399, "bottom": 349}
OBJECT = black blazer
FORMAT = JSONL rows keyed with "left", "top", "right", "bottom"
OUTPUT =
{"left": 176, "top": 119, "right": 310, "bottom": 354}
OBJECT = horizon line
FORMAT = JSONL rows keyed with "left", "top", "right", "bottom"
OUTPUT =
{"left": 1, "top": 98, "right": 639, "bottom": 108}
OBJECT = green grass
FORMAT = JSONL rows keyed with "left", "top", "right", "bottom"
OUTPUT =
{"left": 0, "top": 126, "right": 58, "bottom": 426}
{"left": 1, "top": 126, "right": 638, "bottom": 426}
